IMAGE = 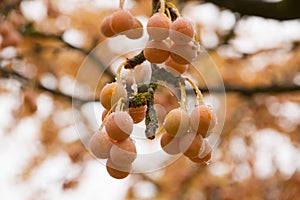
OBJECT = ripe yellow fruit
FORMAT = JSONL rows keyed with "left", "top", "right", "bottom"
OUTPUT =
{"left": 190, "top": 105, "right": 216, "bottom": 137}
{"left": 147, "top": 13, "right": 171, "bottom": 40}
{"left": 100, "top": 16, "right": 116, "bottom": 37}
{"left": 169, "top": 17, "right": 194, "bottom": 44}
{"left": 105, "top": 111, "right": 133, "bottom": 141}
{"left": 110, "top": 9, "right": 134, "bottom": 34}
{"left": 144, "top": 40, "right": 170, "bottom": 64}
{"left": 154, "top": 87, "right": 180, "bottom": 124}
{"left": 99, "top": 82, "right": 127, "bottom": 110}
{"left": 163, "top": 108, "right": 190, "bottom": 137}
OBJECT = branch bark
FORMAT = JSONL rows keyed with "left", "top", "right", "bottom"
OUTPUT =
{"left": 198, "top": 0, "right": 300, "bottom": 20}
{"left": 1, "top": 67, "right": 300, "bottom": 106}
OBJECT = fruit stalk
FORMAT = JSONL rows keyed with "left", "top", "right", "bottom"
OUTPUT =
{"left": 119, "top": 0, "right": 125, "bottom": 9}
{"left": 179, "top": 81, "right": 188, "bottom": 112}
{"left": 185, "top": 77, "right": 204, "bottom": 106}
{"left": 159, "top": 0, "right": 166, "bottom": 13}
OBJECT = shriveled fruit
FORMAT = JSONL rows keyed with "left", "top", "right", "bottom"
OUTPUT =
{"left": 144, "top": 40, "right": 169, "bottom": 64}
{"left": 110, "top": 9, "right": 134, "bottom": 34}
{"left": 105, "top": 111, "right": 133, "bottom": 141}
{"left": 89, "top": 131, "right": 113, "bottom": 159}
{"left": 147, "top": 13, "right": 171, "bottom": 40}
{"left": 179, "top": 132, "right": 203, "bottom": 158}
{"left": 125, "top": 18, "right": 143, "bottom": 39}
{"left": 189, "top": 140, "right": 212, "bottom": 163}
{"left": 170, "top": 43, "right": 198, "bottom": 65}
{"left": 169, "top": 17, "right": 194, "bottom": 44}
{"left": 99, "top": 82, "right": 127, "bottom": 110}
{"left": 165, "top": 57, "right": 188, "bottom": 75}
{"left": 190, "top": 105, "right": 216, "bottom": 137}
{"left": 110, "top": 138, "right": 137, "bottom": 166}
{"left": 160, "top": 132, "right": 181, "bottom": 155}
{"left": 100, "top": 16, "right": 116, "bottom": 37}
{"left": 128, "top": 106, "right": 146, "bottom": 123}
{"left": 106, "top": 158, "right": 131, "bottom": 179}
{"left": 163, "top": 108, "right": 190, "bottom": 137}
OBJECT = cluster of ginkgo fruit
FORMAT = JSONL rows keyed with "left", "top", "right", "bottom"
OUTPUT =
{"left": 160, "top": 104, "right": 215, "bottom": 163}
{"left": 99, "top": 0, "right": 199, "bottom": 75}
{"left": 89, "top": 0, "right": 217, "bottom": 179}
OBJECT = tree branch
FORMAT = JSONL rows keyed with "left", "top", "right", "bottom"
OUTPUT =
{"left": 1, "top": 67, "right": 300, "bottom": 107}
{"left": 199, "top": 0, "right": 300, "bottom": 20}
{"left": 20, "top": 23, "right": 115, "bottom": 81}
{"left": 0, "top": 67, "right": 88, "bottom": 104}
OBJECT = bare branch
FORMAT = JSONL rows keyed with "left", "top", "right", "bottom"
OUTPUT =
{"left": 192, "top": 0, "right": 300, "bottom": 20}
{"left": 0, "top": 67, "right": 89, "bottom": 104}
{"left": 1, "top": 66, "right": 300, "bottom": 107}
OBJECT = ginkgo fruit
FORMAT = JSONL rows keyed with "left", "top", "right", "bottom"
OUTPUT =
{"left": 105, "top": 111, "right": 133, "bottom": 141}
{"left": 163, "top": 108, "right": 190, "bottom": 137}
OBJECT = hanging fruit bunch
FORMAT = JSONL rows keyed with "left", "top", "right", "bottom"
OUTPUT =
{"left": 89, "top": 0, "right": 217, "bottom": 179}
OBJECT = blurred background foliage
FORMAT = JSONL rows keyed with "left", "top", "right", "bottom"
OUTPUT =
{"left": 0, "top": 0, "right": 300, "bottom": 199}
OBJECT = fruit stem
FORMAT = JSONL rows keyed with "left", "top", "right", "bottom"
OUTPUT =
{"left": 115, "top": 98, "right": 125, "bottom": 112}
{"left": 116, "top": 61, "right": 127, "bottom": 83}
{"left": 165, "top": 2, "right": 181, "bottom": 17}
{"left": 119, "top": 0, "right": 125, "bottom": 9}
{"left": 159, "top": 0, "right": 165, "bottom": 13}
{"left": 130, "top": 68, "right": 138, "bottom": 94}
{"left": 165, "top": 7, "right": 171, "bottom": 19}
{"left": 99, "top": 97, "right": 124, "bottom": 130}
{"left": 179, "top": 81, "right": 188, "bottom": 112}
{"left": 184, "top": 77, "right": 205, "bottom": 106}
